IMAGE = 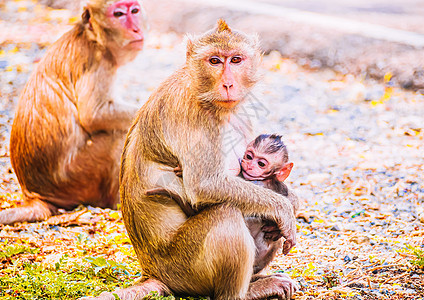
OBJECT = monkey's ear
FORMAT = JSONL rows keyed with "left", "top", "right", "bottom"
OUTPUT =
{"left": 275, "top": 162, "right": 293, "bottom": 182}
{"left": 185, "top": 34, "right": 195, "bottom": 57}
{"left": 82, "top": 8, "right": 90, "bottom": 24}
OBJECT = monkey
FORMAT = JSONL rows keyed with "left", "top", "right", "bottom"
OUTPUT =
{"left": 145, "top": 133, "right": 299, "bottom": 274}
{"left": 83, "top": 20, "right": 298, "bottom": 300}
{"left": 1, "top": 0, "right": 146, "bottom": 225}
{"left": 238, "top": 134, "right": 294, "bottom": 199}
{"left": 239, "top": 133, "right": 299, "bottom": 273}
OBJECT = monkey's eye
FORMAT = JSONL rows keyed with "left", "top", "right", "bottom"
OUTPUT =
{"left": 231, "top": 56, "right": 242, "bottom": 64}
{"left": 245, "top": 153, "right": 253, "bottom": 160}
{"left": 131, "top": 8, "right": 140, "bottom": 14}
{"left": 209, "top": 57, "right": 221, "bottom": 65}
{"left": 113, "top": 11, "right": 125, "bottom": 17}
{"left": 257, "top": 160, "right": 268, "bottom": 168}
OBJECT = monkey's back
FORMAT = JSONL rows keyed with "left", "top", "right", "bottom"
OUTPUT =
{"left": 9, "top": 26, "right": 109, "bottom": 207}
{"left": 120, "top": 69, "right": 197, "bottom": 262}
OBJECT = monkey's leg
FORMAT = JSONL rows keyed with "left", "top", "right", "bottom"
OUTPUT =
{"left": 196, "top": 211, "right": 297, "bottom": 300}
{"left": 128, "top": 205, "right": 256, "bottom": 300}
{"left": 246, "top": 218, "right": 299, "bottom": 299}
{"left": 78, "top": 278, "right": 171, "bottom": 300}
{"left": 252, "top": 239, "right": 283, "bottom": 275}
{"left": 246, "top": 217, "right": 283, "bottom": 274}
{"left": 246, "top": 218, "right": 297, "bottom": 298}
{"left": 55, "top": 132, "right": 123, "bottom": 210}
{"left": 0, "top": 197, "right": 53, "bottom": 225}
{"left": 197, "top": 206, "right": 256, "bottom": 299}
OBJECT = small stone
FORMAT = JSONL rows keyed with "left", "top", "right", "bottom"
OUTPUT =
{"left": 404, "top": 288, "right": 417, "bottom": 294}
{"left": 419, "top": 212, "right": 424, "bottom": 223}
{"left": 366, "top": 202, "right": 381, "bottom": 210}
{"left": 330, "top": 224, "right": 341, "bottom": 231}
{"left": 344, "top": 255, "right": 352, "bottom": 263}
{"left": 350, "top": 235, "right": 371, "bottom": 244}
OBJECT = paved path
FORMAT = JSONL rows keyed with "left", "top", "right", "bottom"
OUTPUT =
{"left": 182, "top": 0, "right": 424, "bottom": 47}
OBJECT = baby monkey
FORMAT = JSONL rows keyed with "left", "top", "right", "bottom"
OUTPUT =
{"left": 238, "top": 134, "right": 293, "bottom": 198}
{"left": 237, "top": 134, "right": 298, "bottom": 272}
{"left": 146, "top": 134, "right": 298, "bottom": 273}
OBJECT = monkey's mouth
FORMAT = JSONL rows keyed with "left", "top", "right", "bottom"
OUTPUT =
{"left": 241, "top": 170, "right": 264, "bottom": 181}
{"left": 128, "top": 39, "right": 144, "bottom": 49}
{"left": 215, "top": 100, "right": 240, "bottom": 109}
{"left": 129, "top": 39, "right": 144, "bottom": 45}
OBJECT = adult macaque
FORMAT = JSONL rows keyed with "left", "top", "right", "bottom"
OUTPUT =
{"left": 1, "top": 0, "right": 146, "bottom": 225}
{"left": 147, "top": 133, "right": 300, "bottom": 274}
{"left": 87, "top": 20, "right": 297, "bottom": 300}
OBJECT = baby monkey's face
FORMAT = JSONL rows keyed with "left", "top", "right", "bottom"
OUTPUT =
{"left": 241, "top": 146, "right": 280, "bottom": 180}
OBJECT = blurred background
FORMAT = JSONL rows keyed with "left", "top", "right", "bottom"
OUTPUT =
{"left": 4, "top": 0, "right": 423, "bottom": 88}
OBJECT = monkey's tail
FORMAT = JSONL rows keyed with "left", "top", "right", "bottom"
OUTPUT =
{"left": 0, "top": 195, "right": 53, "bottom": 225}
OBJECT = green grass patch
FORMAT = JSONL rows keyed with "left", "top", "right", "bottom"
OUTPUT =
{"left": 0, "top": 243, "right": 207, "bottom": 299}
{"left": 0, "top": 244, "right": 39, "bottom": 260}
{"left": 407, "top": 245, "right": 424, "bottom": 268}
{"left": 0, "top": 244, "right": 206, "bottom": 300}
{"left": 0, "top": 253, "right": 140, "bottom": 300}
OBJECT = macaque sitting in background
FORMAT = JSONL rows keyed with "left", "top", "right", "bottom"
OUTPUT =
{"left": 147, "top": 133, "right": 299, "bottom": 273}
{"left": 0, "top": 0, "right": 147, "bottom": 225}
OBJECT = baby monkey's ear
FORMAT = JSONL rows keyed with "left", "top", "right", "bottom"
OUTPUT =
{"left": 275, "top": 162, "right": 293, "bottom": 182}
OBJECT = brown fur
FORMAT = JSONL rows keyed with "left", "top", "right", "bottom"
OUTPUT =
{"left": 145, "top": 168, "right": 300, "bottom": 275}
{"left": 114, "top": 20, "right": 298, "bottom": 300}
{"left": 2, "top": 0, "right": 145, "bottom": 225}
{"left": 146, "top": 132, "right": 301, "bottom": 274}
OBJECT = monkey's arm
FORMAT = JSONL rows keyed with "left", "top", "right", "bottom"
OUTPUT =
{"left": 145, "top": 188, "right": 197, "bottom": 217}
{"left": 263, "top": 178, "right": 300, "bottom": 214}
{"left": 286, "top": 186, "right": 300, "bottom": 214}
{"left": 75, "top": 72, "right": 138, "bottom": 133}
{"left": 179, "top": 140, "right": 296, "bottom": 254}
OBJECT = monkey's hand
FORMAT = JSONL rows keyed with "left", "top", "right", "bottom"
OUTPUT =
{"left": 261, "top": 220, "right": 282, "bottom": 241}
{"left": 274, "top": 210, "right": 297, "bottom": 256}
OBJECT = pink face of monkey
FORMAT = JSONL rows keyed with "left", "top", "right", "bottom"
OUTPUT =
{"left": 241, "top": 145, "right": 293, "bottom": 182}
{"left": 106, "top": 0, "right": 145, "bottom": 50}
{"left": 241, "top": 145, "right": 277, "bottom": 180}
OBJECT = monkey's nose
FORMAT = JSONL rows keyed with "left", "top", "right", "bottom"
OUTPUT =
{"left": 223, "top": 83, "right": 233, "bottom": 90}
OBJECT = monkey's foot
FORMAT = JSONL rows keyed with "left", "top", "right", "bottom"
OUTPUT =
{"left": 46, "top": 207, "right": 88, "bottom": 226}
{"left": 78, "top": 279, "right": 171, "bottom": 300}
{"left": 247, "top": 273, "right": 299, "bottom": 300}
